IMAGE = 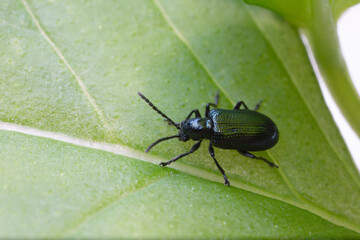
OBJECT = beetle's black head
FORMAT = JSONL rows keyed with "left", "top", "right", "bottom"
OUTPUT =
{"left": 180, "top": 118, "right": 213, "bottom": 141}
{"left": 138, "top": 92, "right": 213, "bottom": 152}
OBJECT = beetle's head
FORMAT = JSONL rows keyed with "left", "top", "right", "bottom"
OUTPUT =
{"left": 180, "top": 118, "right": 212, "bottom": 141}
{"left": 138, "top": 92, "right": 213, "bottom": 152}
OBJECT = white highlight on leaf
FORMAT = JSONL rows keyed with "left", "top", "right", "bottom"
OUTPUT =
{"left": 1, "top": 121, "right": 359, "bottom": 232}
{"left": 0, "top": 121, "right": 292, "bottom": 203}
{"left": 0, "top": 121, "right": 152, "bottom": 165}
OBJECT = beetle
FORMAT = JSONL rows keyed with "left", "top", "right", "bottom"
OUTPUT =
{"left": 137, "top": 91, "right": 279, "bottom": 186}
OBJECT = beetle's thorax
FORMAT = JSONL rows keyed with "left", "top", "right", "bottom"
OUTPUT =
{"left": 179, "top": 117, "right": 213, "bottom": 141}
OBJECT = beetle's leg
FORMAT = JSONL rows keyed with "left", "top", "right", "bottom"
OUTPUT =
{"left": 208, "top": 144, "right": 230, "bottom": 186}
{"left": 233, "top": 101, "right": 249, "bottom": 110}
{"left": 159, "top": 141, "right": 202, "bottom": 167}
{"left": 237, "top": 150, "right": 279, "bottom": 168}
{"left": 166, "top": 109, "right": 200, "bottom": 124}
{"left": 205, "top": 103, "right": 217, "bottom": 117}
{"left": 205, "top": 91, "right": 220, "bottom": 117}
{"left": 185, "top": 109, "right": 201, "bottom": 120}
{"left": 214, "top": 91, "right": 219, "bottom": 105}
{"left": 253, "top": 100, "right": 263, "bottom": 111}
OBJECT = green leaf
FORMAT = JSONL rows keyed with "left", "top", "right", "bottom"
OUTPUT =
{"left": 0, "top": 131, "right": 357, "bottom": 239}
{"left": 330, "top": 0, "right": 360, "bottom": 20}
{"left": 245, "top": 0, "right": 360, "bottom": 139}
{"left": 0, "top": 0, "right": 359, "bottom": 238}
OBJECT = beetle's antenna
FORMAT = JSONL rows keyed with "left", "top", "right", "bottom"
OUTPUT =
{"left": 146, "top": 135, "right": 180, "bottom": 152}
{"left": 138, "top": 92, "right": 180, "bottom": 130}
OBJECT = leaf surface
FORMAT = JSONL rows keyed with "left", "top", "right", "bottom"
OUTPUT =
{"left": 0, "top": 0, "right": 359, "bottom": 238}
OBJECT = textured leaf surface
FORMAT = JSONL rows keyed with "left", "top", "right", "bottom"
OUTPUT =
{"left": 0, "top": 0, "right": 359, "bottom": 238}
{"left": 0, "top": 131, "right": 358, "bottom": 239}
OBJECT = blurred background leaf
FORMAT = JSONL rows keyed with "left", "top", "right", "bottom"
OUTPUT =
{"left": 246, "top": 0, "right": 360, "bottom": 139}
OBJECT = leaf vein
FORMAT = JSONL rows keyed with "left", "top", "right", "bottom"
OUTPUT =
{"left": 60, "top": 176, "right": 172, "bottom": 237}
{"left": 21, "top": 0, "right": 112, "bottom": 133}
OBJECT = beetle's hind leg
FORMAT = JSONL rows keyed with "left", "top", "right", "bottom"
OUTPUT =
{"left": 209, "top": 144, "right": 230, "bottom": 186}
{"left": 237, "top": 150, "right": 279, "bottom": 168}
{"left": 159, "top": 141, "right": 202, "bottom": 167}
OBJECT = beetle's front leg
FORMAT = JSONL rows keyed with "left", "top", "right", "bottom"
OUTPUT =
{"left": 237, "top": 150, "right": 279, "bottom": 168}
{"left": 164, "top": 109, "right": 200, "bottom": 125}
{"left": 160, "top": 140, "right": 202, "bottom": 166}
{"left": 165, "top": 109, "right": 200, "bottom": 124}
{"left": 185, "top": 109, "right": 201, "bottom": 120}
{"left": 204, "top": 91, "right": 220, "bottom": 117}
{"left": 208, "top": 144, "right": 230, "bottom": 186}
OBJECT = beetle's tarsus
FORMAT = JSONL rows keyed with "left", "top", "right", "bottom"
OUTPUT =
{"left": 259, "top": 156, "right": 279, "bottom": 168}
{"left": 159, "top": 141, "right": 202, "bottom": 167}
{"left": 268, "top": 161, "right": 279, "bottom": 168}
{"left": 159, "top": 162, "right": 168, "bottom": 167}
{"left": 237, "top": 150, "right": 279, "bottom": 168}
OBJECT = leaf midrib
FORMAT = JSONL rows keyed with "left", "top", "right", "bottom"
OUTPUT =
{"left": 1, "top": 122, "right": 359, "bottom": 232}
{"left": 59, "top": 175, "right": 175, "bottom": 237}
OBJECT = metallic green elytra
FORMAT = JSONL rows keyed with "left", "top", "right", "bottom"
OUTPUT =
{"left": 138, "top": 92, "right": 279, "bottom": 186}
{"left": 209, "top": 109, "right": 279, "bottom": 151}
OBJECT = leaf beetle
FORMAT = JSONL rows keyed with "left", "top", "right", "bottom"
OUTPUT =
{"left": 138, "top": 91, "right": 279, "bottom": 186}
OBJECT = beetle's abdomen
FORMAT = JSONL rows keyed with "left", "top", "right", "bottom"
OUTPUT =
{"left": 209, "top": 109, "right": 279, "bottom": 151}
